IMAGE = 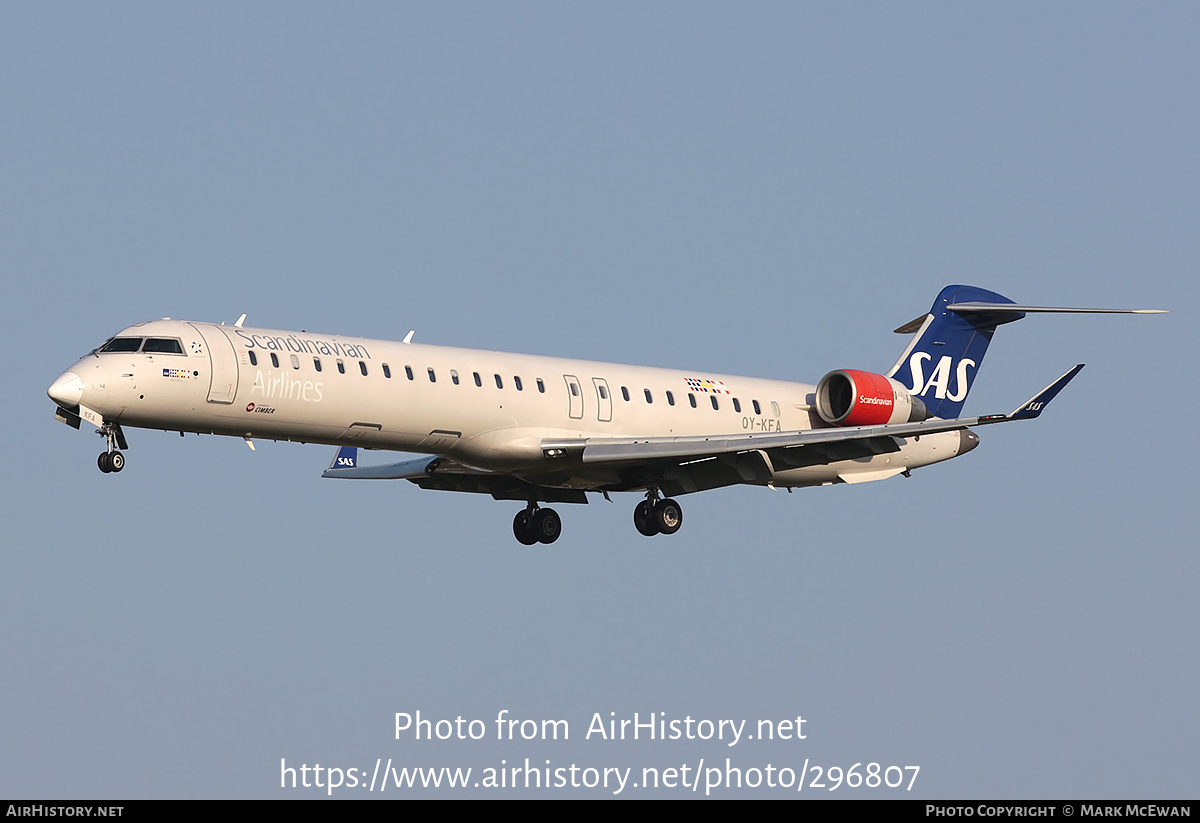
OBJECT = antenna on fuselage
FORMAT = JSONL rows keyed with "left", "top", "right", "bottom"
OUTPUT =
{"left": 403, "top": 330, "right": 415, "bottom": 344}
{"left": 235, "top": 314, "right": 247, "bottom": 327}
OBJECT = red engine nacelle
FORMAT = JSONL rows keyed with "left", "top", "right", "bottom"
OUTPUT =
{"left": 815, "top": 369, "right": 931, "bottom": 427}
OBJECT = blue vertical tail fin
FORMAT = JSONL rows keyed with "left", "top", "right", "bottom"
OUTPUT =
{"left": 885, "top": 285, "right": 1024, "bottom": 419}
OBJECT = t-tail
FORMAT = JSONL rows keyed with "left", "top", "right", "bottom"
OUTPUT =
{"left": 884, "top": 285, "right": 1021, "bottom": 419}
{"left": 883, "top": 284, "right": 1165, "bottom": 419}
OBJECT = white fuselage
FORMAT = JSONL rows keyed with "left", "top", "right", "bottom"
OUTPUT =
{"left": 50, "top": 319, "right": 969, "bottom": 491}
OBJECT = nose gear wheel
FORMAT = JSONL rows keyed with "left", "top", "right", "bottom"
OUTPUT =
{"left": 95, "top": 422, "right": 128, "bottom": 474}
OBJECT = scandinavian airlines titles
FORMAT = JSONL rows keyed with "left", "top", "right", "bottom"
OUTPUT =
{"left": 233, "top": 328, "right": 372, "bottom": 360}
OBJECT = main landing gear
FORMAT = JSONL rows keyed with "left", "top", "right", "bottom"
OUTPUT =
{"left": 633, "top": 491, "right": 683, "bottom": 538}
{"left": 96, "top": 422, "right": 128, "bottom": 474}
{"left": 510, "top": 492, "right": 684, "bottom": 544}
{"left": 513, "top": 503, "right": 562, "bottom": 545}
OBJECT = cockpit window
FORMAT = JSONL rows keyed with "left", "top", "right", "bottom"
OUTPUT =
{"left": 98, "top": 337, "right": 183, "bottom": 354}
{"left": 143, "top": 338, "right": 184, "bottom": 354}
{"left": 99, "top": 338, "right": 143, "bottom": 353}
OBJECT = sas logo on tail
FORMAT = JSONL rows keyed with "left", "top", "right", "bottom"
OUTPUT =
{"left": 906, "top": 353, "right": 975, "bottom": 401}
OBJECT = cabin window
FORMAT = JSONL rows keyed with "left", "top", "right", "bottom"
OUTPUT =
{"left": 337, "top": 360, "right": 345, "bottom": 374}
{"left": 752, "top": 399, "right": 761, "bottom": 415}
{"left": 143, "top": 338, "right": 184, "bottom": 354}
{"left": 451, "top": 369, "right": 460, "bottom": 385}
{"left": 514, "top": 376, "right": 523, "bottom": 391}
{"left": 248, "top": 351, "right": 258, "bottom": 366}
{"left": 405, "top": 366, "right": 414, "bottom": 380}
{"left": 290, "top": 354, "right": 300, "bottom": 370}
{"left": 494, "top": 374, "right": 503, "bottom": 389}
{"left": 382, "top": 364, "right": 391, "bottom": 378}
{"left": 313, "top": 357, "right": 322, "bottom": 372}
{"left": 270, "top": 353, "right": 279, "bottom": 368}
{"left": 665, "top": 390, "right": 673, "bottom": 405}
{"left": 733, "top": 398, "right": 741, "bottom": 413}
{"left": 537, "top": 378, "right": 545, "bottom": 393}
{"left": 771, "top": 401, "right": 781, "bottom": 416}
{"left": 621, "top": 386, "right": 630, "bottom": 401}
{"left": 644, "top": 389, "right": 653, "bottom": 404}
{"left": 473, "top": 372, "right": 482, "bottom": 387}
{"left": 99, "top": 337, "right": 143, "bottom": 353}
{"left": 599, "top": 384, "right": 608, "bottom": 400}
{"left": 711, "top": 395, "right": 719, "bottom": 410}
{"left": 569, "top": 382, "right": 579, "bottom": 397}
{"left": 427, "top": 368, "right": 436, "bottom": 383}
{"left": 688, "top": 393, "right": 697, "bottom": 408}
{"left": 359, "top": 361, "right": 368, "bottom": 376}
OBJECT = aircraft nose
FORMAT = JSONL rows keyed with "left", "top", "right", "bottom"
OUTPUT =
{"left": 958, "top": 429, "right": 980, "bottom": 455}
{"left": 48, "top": 371, "right": 84, "bottom": 407}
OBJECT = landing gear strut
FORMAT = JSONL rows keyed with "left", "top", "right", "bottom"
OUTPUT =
{"left": 96, "top": 422, "right": 128, "bottom": 474}
{"left": 513, "top": 503, "right": 562, "bottom": 545}
{"left": 633, "top": 490, "right": 683, "bottom": 537}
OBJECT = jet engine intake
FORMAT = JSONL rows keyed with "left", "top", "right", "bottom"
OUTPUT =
{"left": 816, "top": 369, "right": 931, "bottom": 426}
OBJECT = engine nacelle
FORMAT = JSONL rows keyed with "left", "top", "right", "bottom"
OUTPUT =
{"left": 815, "top": 369, "right": 931, "bottom": 427}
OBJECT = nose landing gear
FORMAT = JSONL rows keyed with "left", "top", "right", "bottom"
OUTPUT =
{"left": 96, "top": 422, "right": 128, "bottom": 474}
{"left": 97, "top": 451, "right": 125, "bottom": 473}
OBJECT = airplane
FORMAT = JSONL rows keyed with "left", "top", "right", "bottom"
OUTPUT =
{"left": 47, "top": 285, "right": 1163, "bottom": 544}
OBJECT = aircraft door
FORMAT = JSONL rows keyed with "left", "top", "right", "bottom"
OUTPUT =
{"left": 563, "top": 375, "right": 584, "bottom": 419}
{"left": 592, "top": 378, "right": 612, "bottom": 422}
{"left": 188, "top": 323, "right": 240, "bottom": 404}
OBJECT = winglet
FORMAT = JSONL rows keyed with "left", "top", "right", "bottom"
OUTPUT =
{"left": 326, "top": 446, "right": 358, "bottom": 473}
{"left": 1008, "top": 364, "right": 1085, "bottom": 420}
{"left": 322, "top": 451, "right": 442, "bottom": 479}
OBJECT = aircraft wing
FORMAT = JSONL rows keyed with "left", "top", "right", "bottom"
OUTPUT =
{"left": 322, "top": 447, "right": 486, "bottom": 480}
{"left": 324, "top": 366, "right": 1082, "bottom": 500}
{"left": 321, "top": 444, "right": 591, "bottom": 503}
{"left": 541, "top": 365, "right": 1084, "bottom": 479}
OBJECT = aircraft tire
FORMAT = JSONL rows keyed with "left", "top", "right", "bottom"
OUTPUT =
{"left": 97, "top": 452, "right": 112, "bottom": 473}
{"left": 534, "top": 508, "right": 562, "bottom": 544}
{"left": 633, "top": 501, "right": 659, "bottom": 536}
{"left": 109, "top": 451, "right": 125, "bottom": 472}
{"left": 513, "top": 511, "right": 539, "bottom": 546}
{"left": 654, "top": 498, "right": 683, "bottom": 535}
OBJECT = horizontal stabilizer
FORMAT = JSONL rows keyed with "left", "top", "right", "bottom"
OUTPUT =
{"left": 948, "top": 302, "right": 1166, "bottom": 315}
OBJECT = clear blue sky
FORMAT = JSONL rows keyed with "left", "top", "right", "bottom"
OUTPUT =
{"left": 2, "top": 2, "right": 1193, "bottom": 798}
